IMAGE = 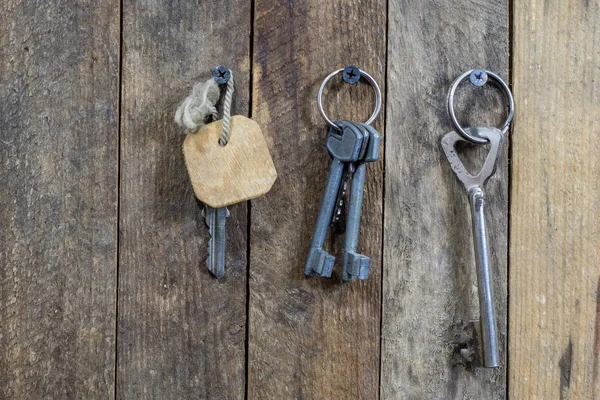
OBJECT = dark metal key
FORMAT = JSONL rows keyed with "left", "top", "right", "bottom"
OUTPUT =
{"left": 342, "top": 122, "right": 381, "bottom": 281}
{"left": 304, "top": 122, "right": 364, "bottom": 277}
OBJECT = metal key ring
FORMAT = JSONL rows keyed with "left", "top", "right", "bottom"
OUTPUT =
{"left": 317, "top": 67, "right": 382, "bottom": 130}
{"left": 447, "top": 69, "right": 515, "bottom": 144}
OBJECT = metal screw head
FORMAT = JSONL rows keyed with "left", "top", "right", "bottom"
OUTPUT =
{"left": 213, "top": 66, "right": 231, "bottom": 84}
{"left": 342, "top": 65, "right": 361, "bottom": 84}
{"left": 470, "top": 69, "right": 488, "bottom": 87}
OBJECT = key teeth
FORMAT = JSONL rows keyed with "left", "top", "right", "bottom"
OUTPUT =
{"left": 305, "top": 248, "right": 335, "bottom": 277}
{"left": 203, "top": 206, "right": 229, "bottom": 279}
{"left": 343, "top": 252, "right": 371, "bottom": 281}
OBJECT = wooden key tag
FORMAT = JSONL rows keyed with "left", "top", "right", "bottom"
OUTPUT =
{"left": 183, "top": 115, "right": 277, "bottom": 208}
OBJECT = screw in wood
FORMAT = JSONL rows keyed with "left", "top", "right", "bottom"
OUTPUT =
{"left": 470, "top": 69, "right": 488, "bottom": 87}
{"left": 342, "top": 65, "right": 360, "bottom": 84}
{"left": 213, "top": 66, "right": 231, "bottom": 84}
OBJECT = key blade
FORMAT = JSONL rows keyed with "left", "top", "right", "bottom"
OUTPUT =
{"left": 204, "top": 206, "right": 229, "bottom": 279}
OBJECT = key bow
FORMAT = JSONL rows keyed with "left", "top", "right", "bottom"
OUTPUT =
{"left": 441, "top": 127, "right": 504, "bottom": 193}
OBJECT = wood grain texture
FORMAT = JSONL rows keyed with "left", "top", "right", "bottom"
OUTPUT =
{"left": 184, "top": 116, "right": 277, "bottom": 208}
{"left": 509, "top": 1, "right": 600, "bottom": 398}
{"left": 118, "top": 1, "right": 251, "bottom": 398}
{"left": 0, "top": 0, "right": 119, "bottom": 398}
{"left": 382, "top": 1, "right": 509, "bottom": 398}
{"left": 248, "top": 1, "right": 386, "bottom": 398}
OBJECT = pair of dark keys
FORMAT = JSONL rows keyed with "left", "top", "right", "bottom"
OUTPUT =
{"left": 304, "top": 120, "right": 380, "bottom": 281}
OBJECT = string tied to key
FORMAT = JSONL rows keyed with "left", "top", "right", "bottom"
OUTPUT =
{"left": 174, "top": 66, "right": 235, "bottom": 146}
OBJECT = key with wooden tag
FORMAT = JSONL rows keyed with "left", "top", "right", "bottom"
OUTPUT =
{"left": 176, "top": 67, "right": 277, "bottom": 278}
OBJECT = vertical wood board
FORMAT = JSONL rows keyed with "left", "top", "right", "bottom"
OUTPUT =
{"left": 0, "top": 0, "right": 119, "bottom": 398}
{"left": 118, "top": 1, "right": 251, "bottom": 398}
{"left": 382, "top": 1, "right": 509, "bottom": 398}
{"left": 248, "top": 0, "right": 386, "bottom": 398}
{"left": 510, "top": 0, "right": 600, "bottom": 398}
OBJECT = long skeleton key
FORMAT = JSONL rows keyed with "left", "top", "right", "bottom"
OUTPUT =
{"left": 202, "top": 206, "right": 230, "bottom": 278}
{"left": 342, "top": 122, "right": 380, "bottom": 281}
{"left": 305, "top": 122, "right": 365, "bottom": 277}
{"left": 305, "top": 121, "right": 380, "bottom": 281}
{"left": 441, "top": 126, "right": 504, "bottom": 368}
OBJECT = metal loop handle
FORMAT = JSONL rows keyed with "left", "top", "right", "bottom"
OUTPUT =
{"left": 447, "top": 69, "right": 515, "bottom": 144}
{"left": 317, "top": 67, "right": 382, "bottom": 130}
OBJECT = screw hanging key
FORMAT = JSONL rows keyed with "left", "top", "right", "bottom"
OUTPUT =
{"left": 441, "top": 69, "right": 514, "bottom": 367}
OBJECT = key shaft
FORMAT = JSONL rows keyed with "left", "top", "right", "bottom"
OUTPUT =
{"left": 342, "top": 162, "right": 369, "bottom": 281}
{"left": 468, "top": 187, "right": 499, "bottom": 368}
{"left": 304, "top": 158, "right": 344, "bottom": 277}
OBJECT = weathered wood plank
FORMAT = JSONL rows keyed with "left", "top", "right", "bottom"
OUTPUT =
{"left": 248, "top": 1, "right": 386, "bottom": 398}
{"left": 0, "top": 1, "right": 119, "bottom": 398}
{"left": 118, "top": 1, "right": 251, "bottom": 398}
{"left": 509, "top": 1, "right": 600, "bottom": 398}
{"left": 381, "top": 1, "right": 509, "bottom": 398}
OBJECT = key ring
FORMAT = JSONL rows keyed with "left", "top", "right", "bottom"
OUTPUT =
{"left": 447, "top": 69, "right": 515, "bottom": 144}
{"left": 317, "top": 66, "right": 382, "bottom": 130}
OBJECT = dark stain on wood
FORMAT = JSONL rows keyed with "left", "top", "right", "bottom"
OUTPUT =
{"left": 451, "top": 320, "right": 479, "bottom": 368}
{"left": 447, "top": 320, "right": 481, "bottom": 397}
{"left": 593, "top": 277, "right": 600, "bottom": 398}
{"left": 559, "top": 339, "right": 573, "bottom": 400}
{"left": 276, "top": 287, "right": 315, "bottom": 327}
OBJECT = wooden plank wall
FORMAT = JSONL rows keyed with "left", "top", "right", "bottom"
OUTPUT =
{"left": 1, "top": 0, "right": 599, "bottom": 399}
{"left": 0, "top": 1, "right": 119, "bottom": 398}
{"left": 510, "top": 0, "right": 600, "bottom": 398}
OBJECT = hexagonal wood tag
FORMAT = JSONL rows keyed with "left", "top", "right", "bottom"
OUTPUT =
{"left": 183, "top": 115, "right": 277, "bottom": 208}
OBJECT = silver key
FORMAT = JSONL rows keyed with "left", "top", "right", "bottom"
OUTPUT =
{"left": 441, "top": 126, "right": 503, "bottom": 368}
{"left": 202, "top": 205, "right": 230, "bottom": 279}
